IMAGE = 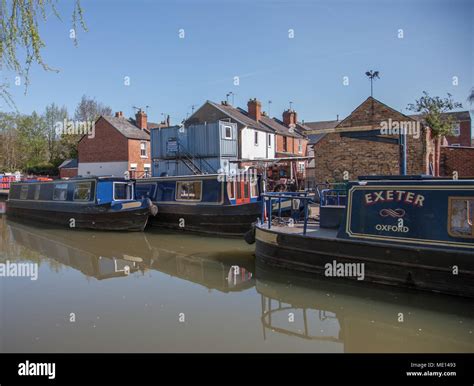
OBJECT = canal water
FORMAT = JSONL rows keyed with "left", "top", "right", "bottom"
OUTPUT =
{"left": 0, "top": 213, "right": 473, "bottom": 353}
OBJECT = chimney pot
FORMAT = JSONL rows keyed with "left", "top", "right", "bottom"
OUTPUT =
{"left": 115, "top": 111, "right": 123, "bottom": 118}
{"left": 247, "top": 98, "right": 262, "bottom": 121}
{"left": 135, "top": 109, "right": 148, "bottom": 130}
{"left": 282, "top": 109, "right": 297, "bottom": 127}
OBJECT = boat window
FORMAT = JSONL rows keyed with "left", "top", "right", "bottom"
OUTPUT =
{"left": 34, "top": 184, "right": 40, "bottom": 200}
{"left": 448, "top": 197, "right": 474, "bottom": 238}
{"left": 227, "top": 181, "right": 235, "bottom": 199}
{"left": 73, "top": 182, "right": 92, "bottom": 201}
{"left": 20, "top": 185, "right": 29, "bottom": 200}
{"left": 53, "top": 183, "right": 68, "bottom": 201}
{"left": 176, "top": 181, "right": 202, "bottom": 201}
{"left": 114, "top": 182, "right": 133, "bottom": 201}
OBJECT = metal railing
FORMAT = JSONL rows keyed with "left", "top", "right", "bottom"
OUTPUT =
{"left": 176, "top": 139, "right": 216, "bottom": 175}
{"left": 260, "top": 191, "right": 316, "bottom": 235}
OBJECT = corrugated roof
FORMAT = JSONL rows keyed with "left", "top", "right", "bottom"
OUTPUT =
{"left": 102, "top": 116, "right": 150, "bottom": 140}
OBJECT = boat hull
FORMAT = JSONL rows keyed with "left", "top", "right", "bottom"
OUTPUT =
{"left": 6, "top": 203, "right": 150, "bottom": 231}
{"left": 255, "top": 226, "right": 474, "bottom": 298}
{"left": 148, "top": 202, "right": 261, "bottom": 236}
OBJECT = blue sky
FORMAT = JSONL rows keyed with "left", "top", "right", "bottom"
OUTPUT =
{"left": 3, "top": 0, "right": 473, "bottom": 125}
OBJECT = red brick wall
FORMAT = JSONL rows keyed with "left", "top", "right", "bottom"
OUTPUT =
{"left": 78, "top": 117, "right": 129, "bottom": 162}
{"left": 444, "top": 120, "right": 471, "bottom": 147}
{"left": 59, "top": 168, "right": 78, "bottom": 179}
{"left": 128, "top": 139, "right": 151, "bottom": 171}
{"left": 276, "top": 135, "right": 307, "bottom": 156}
{"left": 312, "top": 98, "right": 432, "bottom": 183}
{"left": 440, "top": 146, "right": 474, "bottom": 177}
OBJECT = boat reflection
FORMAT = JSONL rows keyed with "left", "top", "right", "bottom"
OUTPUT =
{"left": 256, "top": 263, "right": 474, "bottom": 352}
{"left": 4, "top": 219, "right": 254, "bottom": 292}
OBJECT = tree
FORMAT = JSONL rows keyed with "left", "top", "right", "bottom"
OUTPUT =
{"left": 407, "top": 91, "right": 462, "bottom": 176}
{"left": 74, "top": 94, "right": 112, "bottom": 122}
{"left": 43, "top": 103, "right": 68, "bottom": 164}
{"left": 468, "top": 88, "right": 474, "bottom": 105}
{"left": 0, "top": 0, "right": 86, "bottom": 107}
{"left": 16, "top": 111, "right": 48, "bottom": 170}
{"left": 57, "top": 95, "right": 112, "bottom": 159}
{"left": 0, "top": 111, "right": 20, "bottom": 171}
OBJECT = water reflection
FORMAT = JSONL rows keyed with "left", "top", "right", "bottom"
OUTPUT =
{"left": 4, "top": 218, "right": 254, "bottom": 292}
{"left": 256, "top": 264, "right": 474, "bottom": 352}
{"left": 1, "top": 215, "right": 473, "bottom": 353}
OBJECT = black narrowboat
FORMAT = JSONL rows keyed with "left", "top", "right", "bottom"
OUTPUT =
{"left": 135, "top": 173, "right": 263, "bottom": 236}
{"left": 6, "top": 177, "right": 154, "bottom": 231}
{"left": 250, "top": 176, "right": 474, "bottom": 298}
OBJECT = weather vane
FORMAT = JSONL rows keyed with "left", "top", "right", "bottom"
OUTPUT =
{"left": 365, "top": 70, "right": 380, "bottom": 98}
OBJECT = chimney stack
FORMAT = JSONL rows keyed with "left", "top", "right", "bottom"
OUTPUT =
{"left": 135, "top": 109, "right": 148, "bottom": 130}
{"left": 115, "top": 111, "right": 124, "bottom": 118}
{"left": 247, "top": 98, "right": 262, "bottom": 122}
{"left": 282, "top": 109, "right": 297, "bottom": 127}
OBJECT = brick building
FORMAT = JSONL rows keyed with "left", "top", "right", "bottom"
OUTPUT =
{"left": 307, "top": 97, "right": 435, "bottom": 183}
{"left": 58, "top": 159, "right": 78, "bottom": 178}
{"left": 78, "top": 110, "right": 164, "bottom": 178}
{"left": 410, "top": 111, "right": 472, "bottom": 147}
{"left": 440, "top": 146, "right": 474, "bottom": 177}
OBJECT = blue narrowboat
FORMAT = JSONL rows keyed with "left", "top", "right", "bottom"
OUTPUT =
{"left": 249, "top": 176, "right": 474, "bottom": 298}
{"left": 135, "top": 173, "right": 263, "bottom": 236}
{"left": 6, "top": 177, "right": 154, "bottom": 231}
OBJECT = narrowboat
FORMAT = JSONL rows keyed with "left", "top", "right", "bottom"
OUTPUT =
{"left": 5, "top": 219, "right": 255, "bottom": 291}
{"left": 6, "top": 177, "right": 154, "bottom": 231}
{"left": 249, "top": 176, "right": 474, "bottom": 298}
{"left": 135, "top": 173, "right": 262, "bottom": 236}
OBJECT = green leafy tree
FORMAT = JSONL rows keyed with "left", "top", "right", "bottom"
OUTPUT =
{"left": 407, "top": 91, "right": 462, "bottom": 176}
{"left": 0, "top": 0, "right": 86, "bottom": 107}
{"left": 43, "top": 102, "right": 68, "bottom": 164}
{"left": 16, "top": 111, "right": 48, "bottom": 170}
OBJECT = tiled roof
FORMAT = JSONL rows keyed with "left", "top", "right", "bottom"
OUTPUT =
{"left": 208, "top": 101, "right": 274, "bottom": 133}
{"left": 102, "top": 116, "right": 150, "bottom": 140}
{"left": 302, "top": 120, "right": 339, "bottom": 145}
{"left": 58, "top": 158, "right": 78, "bottom": 169}
{"left": 409, "top": 111, "right": 471, "bottom": 122}
{"left": 265, "top": 117, "right": 303, "bottom": 138}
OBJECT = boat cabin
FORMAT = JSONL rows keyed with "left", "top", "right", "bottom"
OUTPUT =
{"left": 9, "top": 177, "right": 135, "bottom": 205}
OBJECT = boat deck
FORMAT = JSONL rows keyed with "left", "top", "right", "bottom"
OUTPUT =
{"left": 257, "top": 221, "right": 339, "bottom": 239}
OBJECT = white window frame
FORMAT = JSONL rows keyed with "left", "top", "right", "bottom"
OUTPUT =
{"left": 268, "top": 134, "right": 272, "bottom": 147}
{"left": 298, "top": 139, "right": 303, "bottom": 153}
{"left": 254, "top": 131, "right": 259, "bottom": 146}
{"left": 140, "top": 141, "right": 147, "bottom": 158}
{"left": 224, "top": 126, "right": 233, "bottom": 139}
{"left": 113, "top": 182, "right": 134, "bottom": 201}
